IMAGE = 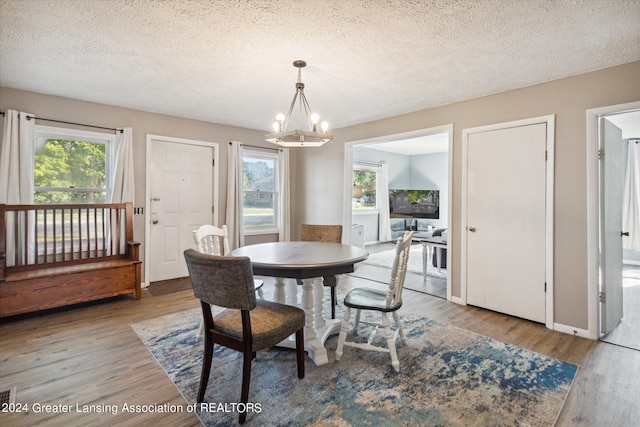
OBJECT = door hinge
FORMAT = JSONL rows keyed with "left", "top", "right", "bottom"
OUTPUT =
{"left": 598, "top": 149, "right": 604, "bottom": 160}
{"left": 212, "top": 206, "right": 214, "bottom": 213}
{"left": 212, "top": 159, "right": 215, "bottom": 166}
{"left": 599, "top": 291, "right": 606, "bottom": 303}
{"left": 544, "top": 282, "right": 547, "bottom": 292}
{"left": 545, "top": 150, "right": 548, "bottom": 161}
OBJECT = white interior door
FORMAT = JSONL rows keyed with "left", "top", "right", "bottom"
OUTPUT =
{"left": 149, "top": 140, "right": 213, "bottom": 282}
{"left": 600, "top": 118, "right": 624, "bottom": 335}
{"left": 466, "top": 123, "right": 547, "bottom": 323}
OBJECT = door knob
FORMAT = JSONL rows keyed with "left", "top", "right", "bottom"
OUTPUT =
{"left": 622, "top": 231, "right": 630, "bottom": 236}
{"left": 151, "top": 197, "right": 161, "bottom": 202}
{"left": 152, "top": 219, "right": 159, "bottom": 224}
{"left": 468, "top": 226, "right": 476, "bottom": 232}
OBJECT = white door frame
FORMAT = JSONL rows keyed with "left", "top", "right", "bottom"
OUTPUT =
{"left": 342, "top": 124, "right": 454, "bottom": 300}
{"left": 461, "top": 115, "right": 555, "bottom": 329}
{"left": 144, "top": 134, "right": 219, "bottom": 287}
{"left": 586, "top": 101, "right": 640, "bottom": 339}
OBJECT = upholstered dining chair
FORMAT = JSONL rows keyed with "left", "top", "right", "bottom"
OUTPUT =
{"left": 299, "top": 224, "right": 343, "bottom": 319}
{"left": 335, "top": 230, "right": 413, "bottom": 372}
{"left": 192, "top": 224, "right": 264, "bottom": 341}
{"left": 183, "top": 249, "right": 305, "bottom": 424}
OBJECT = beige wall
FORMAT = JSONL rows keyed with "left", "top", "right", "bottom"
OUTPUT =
{"left": 2, "top": 61, "right": 639, "bottom": 330}
{"left": 292, "top": 61, "right": 640, "bottom": 330}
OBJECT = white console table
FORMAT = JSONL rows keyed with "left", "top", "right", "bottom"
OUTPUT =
{"left": 415, "top": 236, "right": 447, "bottom": 278}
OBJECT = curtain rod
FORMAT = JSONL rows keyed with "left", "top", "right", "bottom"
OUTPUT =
{"left": 26, "top": 115, "right": 122, "bottom": 133}
{"left": 353, "top": 160, "right": 381, "bottom": 166}
{"left": 233, "top": 142, "right": 281, "bottom": 152}
{"left": 0, "top": 110, "right": 121, "bottom": 133}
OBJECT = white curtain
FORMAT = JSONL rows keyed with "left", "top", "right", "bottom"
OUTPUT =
{"left": 377, "top": 163, "right": 392, "bottom": 242}
{"left": 622, "top": 139, "right": 640, "bottom": 251}
{"left": 225, "top": 141, "right": 244, "bottom": 250}
{"left": 109, "top": 127, "right": 135, "bottom": 203}
{"left": 0, "top": 110, "right": 34, "bottom": 204}
{"left": 0, "top": 110, "right": 35, "bottom": 266}
{"left": 278, "top": 148, "right": 291, "bottom": 242}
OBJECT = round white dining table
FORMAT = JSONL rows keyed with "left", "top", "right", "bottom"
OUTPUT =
{"left": 231, "top": 241, "right": 368, "bottom": 365}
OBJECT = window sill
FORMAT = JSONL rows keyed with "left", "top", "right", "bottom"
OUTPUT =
{"left": 353, "top": 210, "right": 379, "bottom": 216}
{"left": 244, "top": 227, "right": 279, "bottom": 236}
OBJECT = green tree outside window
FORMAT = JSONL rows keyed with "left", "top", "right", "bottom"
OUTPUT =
{"left": 34, "top": 139, "right": 107, "bottom": 204}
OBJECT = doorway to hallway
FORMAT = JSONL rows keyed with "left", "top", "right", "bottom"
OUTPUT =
{"left": 597, "top": 109, "right": 640, "bottom": 350}
{"left": 587, "top": 102, "right": 640, "bottom": 348}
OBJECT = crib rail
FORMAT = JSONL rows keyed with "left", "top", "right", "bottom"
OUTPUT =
{"left": 0, "top": 203, "right": 134, "bottom": 273}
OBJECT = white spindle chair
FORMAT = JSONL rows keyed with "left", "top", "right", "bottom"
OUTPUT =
{"left": 335, "top": 230, "right": 413, "bottom": 371}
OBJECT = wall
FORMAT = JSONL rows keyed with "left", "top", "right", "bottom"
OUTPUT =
{"left": 0, "top": 86, "right": 288, "bottom": 282}
{"left": 293, "top": 61, "right": 640, "bottom": 331}
{"left": 410, "top": 152, "right": 448, "bottom": 230}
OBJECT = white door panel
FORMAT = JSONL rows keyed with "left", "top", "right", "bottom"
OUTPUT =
{"left": 150, "top": 140, "right": 213, "bottom": 282}
{"left": 466, "top": 123, "right": 547, "bottom": 323}
{"left": 600, "top": 118, "right": 624, "bottom": 335}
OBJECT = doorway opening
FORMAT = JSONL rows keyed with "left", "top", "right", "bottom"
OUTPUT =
{"left": 342, "top": 124, "right": 453, "bottom": 301}
{"left": 587, "top": 101, "right": 640, "bottom": 348}
{"left": 592, "top": 108, "right": 640, "bottom": 350}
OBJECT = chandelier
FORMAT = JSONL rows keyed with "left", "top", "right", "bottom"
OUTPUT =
{"left": 265, "top": 60, "right": 332, "bottom": 147}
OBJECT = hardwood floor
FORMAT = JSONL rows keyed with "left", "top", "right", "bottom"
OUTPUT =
{"left": 1, "top": 268, "right": 638, "bottom": 426}
{"left": 357, "top": 241, "right": 447, "bottom": 299}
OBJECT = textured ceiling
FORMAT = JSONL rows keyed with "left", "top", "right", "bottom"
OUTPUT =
{"left": 1, "top": 0, "right": 639, "bottom": 133}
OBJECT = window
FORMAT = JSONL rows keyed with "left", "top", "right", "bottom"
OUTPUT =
{"left": 242, "top": 150, "right": 278, "bottom": 233}
{"left": 352, "top": 165, "right": 377, "bottom": 210}
{"left": 34, "top": 126, "right": 114, "bottom": 204}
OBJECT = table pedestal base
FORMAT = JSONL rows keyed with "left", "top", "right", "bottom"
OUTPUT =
{"left": 276, "top": 319, "right": 341, "bottom": 366}
{"left": 273, "top": 277, "right": 339, "bottom": 365}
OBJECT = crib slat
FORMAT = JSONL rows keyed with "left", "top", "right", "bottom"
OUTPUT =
{"left": 1, "top": 203, "right": 135, "bottom": 269}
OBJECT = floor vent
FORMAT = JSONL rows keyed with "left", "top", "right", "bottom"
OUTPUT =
{"left": 0, "top": 387, "right": 16, "bottom": 405}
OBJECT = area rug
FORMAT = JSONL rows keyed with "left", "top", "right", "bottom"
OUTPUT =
{"left": 132, "top": 309, "right": 578, "bottom": 426}
{"left": 364, "top": 244, "right": 446, "bottom": 278}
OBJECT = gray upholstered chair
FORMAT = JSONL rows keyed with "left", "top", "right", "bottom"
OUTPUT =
{"left": 335, "top": 230, "right": 413, "bottom": 372}
{"left": 299, "top": 224, "right": 343, "bottom": 319}
{"left": 184, "top": 249, "right": 305, "bottom": 424}
{"left": 192, "top": 224, "right": 264, "bottom": 341}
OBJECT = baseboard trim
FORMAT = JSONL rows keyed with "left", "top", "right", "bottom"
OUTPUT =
{"left": 553, "top": 322, "right": 595, "bottom": 340}
{"left": 450, "top": 296, "right": 465, "bottom": 305}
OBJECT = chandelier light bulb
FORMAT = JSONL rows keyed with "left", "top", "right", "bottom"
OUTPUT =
{"left": 272, "top": 122, "right": 280, "bottom": 132}
{"left": 311, "top": 113, "right": 319, "bottom": 124}
{"left": 276, "top": 113, "right": 285, "bottom": 122}
{"left": 321, "top": 121, "right": 329, "bottom": 132}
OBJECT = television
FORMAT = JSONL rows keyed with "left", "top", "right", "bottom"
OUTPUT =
{"left": 389, "top": 189, "right": 439, "bottom": 219}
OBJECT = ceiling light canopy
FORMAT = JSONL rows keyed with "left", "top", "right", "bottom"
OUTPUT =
{"left": 265, "top": 60, "right": 332, "bottom": 147}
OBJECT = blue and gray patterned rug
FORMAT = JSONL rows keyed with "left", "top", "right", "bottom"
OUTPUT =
{"left": 132, "top": 309, "right": 577, "bottom": 426}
